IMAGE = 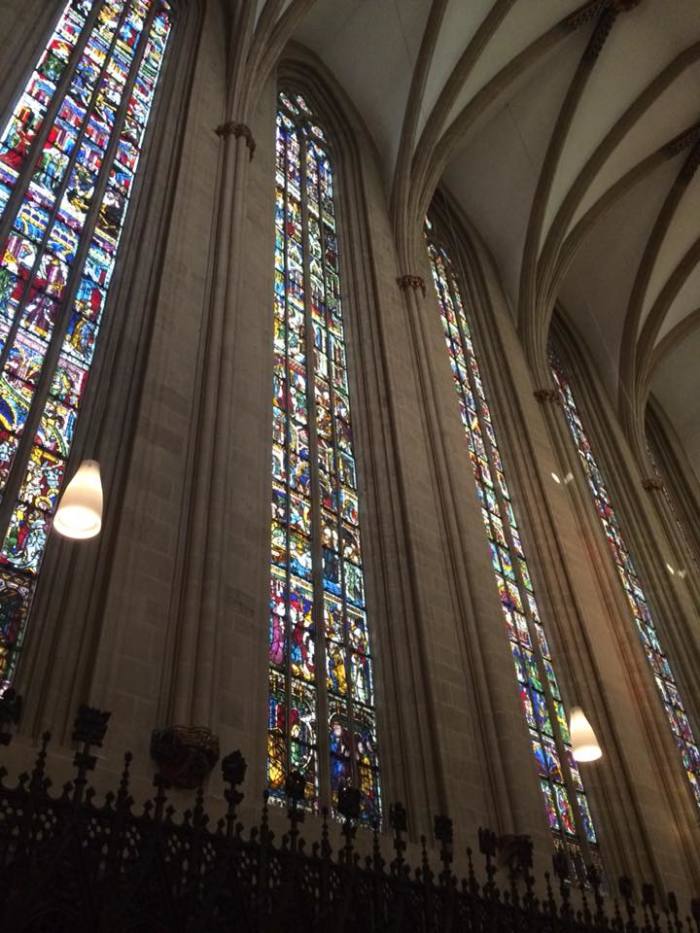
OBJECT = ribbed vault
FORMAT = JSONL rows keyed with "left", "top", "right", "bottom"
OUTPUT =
{"left": 240, "top": 0, "right": 700, "bottom": 473}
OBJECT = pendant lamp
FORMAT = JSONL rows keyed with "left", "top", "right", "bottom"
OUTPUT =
{"left": 54, "top": 460, "right": 103, "bottom": 540}
{"left": 569, "top": 707, "right": 602, "bottom": 762}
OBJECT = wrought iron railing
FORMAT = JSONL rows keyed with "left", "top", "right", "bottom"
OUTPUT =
{"left": 0, "top": 701, "right": 698, "bottom": 932}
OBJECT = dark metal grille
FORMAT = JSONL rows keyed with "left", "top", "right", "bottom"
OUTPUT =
{"left": 0, "top": 711, "right": 697, "bottom": 932}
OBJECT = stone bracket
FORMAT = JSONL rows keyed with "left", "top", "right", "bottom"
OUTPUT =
{"left": 533, "top": 388, "right": 560, "bottom": 405}
{"left": 397, "top": 274, "right": 426, "bottom": 297}
{"left": 151, "top": 725, "right": 220, "bottom": 789}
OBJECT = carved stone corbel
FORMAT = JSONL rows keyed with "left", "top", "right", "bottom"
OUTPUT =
{"left": 397, "top": 274, "right": 426, "bottom": 297}
{"left": 214, "top": 121, "right": 256, "bottom": 160}
{"left": 533, "top": 388, "right": 560, "bottom": 405}
{"left": 150, "top": 725, "right": 220, "bottom": 788}
{"left": 641, "top": 477, "right": 664, "bottom": 492}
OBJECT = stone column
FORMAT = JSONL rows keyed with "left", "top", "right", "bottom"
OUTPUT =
{"left": 167, "top": 122, "right": 257, "bottom": 730}
{"left": 392, "top": 267, "right": 551, "bottom": 851}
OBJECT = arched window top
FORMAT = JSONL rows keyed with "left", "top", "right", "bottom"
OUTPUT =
{"left": 426, "top": 210, "right": 600, "bottom": 879}
{"left": 278, "top": 90, "right": 329, "bottom": 143}
{"left": 267, "top": 87, "right": 381, "bottom": 823}
{"left": 0, "top": 0, "right": 173, "bottom": 692}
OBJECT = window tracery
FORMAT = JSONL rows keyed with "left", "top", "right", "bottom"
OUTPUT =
{"left": 0, "top": 0, "right": 172, "bottom": 692}
{"left": 267, "top": 89, "right": 381, "bottom": 822}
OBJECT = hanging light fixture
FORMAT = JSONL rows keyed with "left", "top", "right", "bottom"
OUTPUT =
{"left": 54, "top": 460, "right": 103, "bottom": 540}
{"left": 569, "top": 707, "right": 602, "bottom": 762}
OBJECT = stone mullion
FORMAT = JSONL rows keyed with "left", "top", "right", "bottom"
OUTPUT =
{"left": 316, "top": 155, "right": 358, "bottom": 795}
{"left": 0, "top": 0, "right": 107, "bottom": 253}
{"left": 298, "top": 125, "right": 330, "bottom": 810}
{"left": 0, "top": 0, "right": 158, "bottom": 548}
{"left": 0, "top": 0, "right": 195, "bottom": 748}
{"left": 280, "top": 120, "right": 293, "bottom": 787}
{"left": 443, "top": 244, "right": 593, "bottom": 869}
{"left": 0, "top": 0, "right": 133, "bottom": 390}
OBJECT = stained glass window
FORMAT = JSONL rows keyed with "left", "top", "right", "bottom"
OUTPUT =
{"left": 426, "top": 218, "right": 599, "bottom": 871}
{"left": 551, "top": 355, "right": 700, "bottom": 810}
{"left": 267, "top": 90, "right": 381, "bottom": 823}
{"left": 0, "top": 0, "right": 172, "bottom": 692}
{"left": 645, "top": 438, "right": 698, "bottom": 572}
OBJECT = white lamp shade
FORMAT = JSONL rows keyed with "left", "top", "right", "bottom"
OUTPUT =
{"left": 54, "top": 460, "right": 103, "bottom": 540}
{"left": 570, "top": 707, "right": 602, "bottom": 762}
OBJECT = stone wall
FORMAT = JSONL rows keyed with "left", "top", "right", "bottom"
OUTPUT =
{"left": 1, "top": 0, "right": 698, "bottom": 907}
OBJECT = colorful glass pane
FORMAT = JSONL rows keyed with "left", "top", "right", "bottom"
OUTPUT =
{"left": 426, "top": 219, "right": 598, "bottom": 863}
{"left": 0, "top": 0, "right": 172, "bottom": 691}
{"left": 645, "top": 440, "right": 698, "bottom": 572}
{"left": 267, "top": 91, "right": 381, "bottom": 821}
{"left": 551, "top": 357, "right": 700, "bottom": 810}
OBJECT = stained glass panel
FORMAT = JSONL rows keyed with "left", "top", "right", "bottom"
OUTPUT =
{"left": 645, "top": 440, "right": 699, "bottom": 572}
{"left": 0, "top": 0, "right": 172, "bottom": 691}
{"left": 267, "top": 91, "right": 381, "bottom": 822}
{"left": 426, "top": 219, "right": 599, "bottom": 867}
{"left": 551, "top": 357, "right": 700, "bottom": 811}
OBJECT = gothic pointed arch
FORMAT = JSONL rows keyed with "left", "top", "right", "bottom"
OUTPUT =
{"left": 266, "top": 82, "right": 383, "bottom": 819}
{"left": 260, "top": 49, "right": 427, "bottom": 821}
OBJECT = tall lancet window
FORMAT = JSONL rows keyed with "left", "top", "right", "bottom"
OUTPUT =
{"left": 0, "top": 0, "right": 172, "bottom": 692}
{"left": 426, "top": 218, "right": 598, "bottom": 871}
{"left": 551, "top": 356, "right": 700, "bottom": 810}
{"left": 267, "top": 90, "right": 381, "bottom": 822}
{"left": 645, "top": 435, "right": 698, "bottom": 573}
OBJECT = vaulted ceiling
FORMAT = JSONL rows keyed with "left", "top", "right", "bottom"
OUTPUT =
{"left": 246, "top": 0, "right": 700, "bottom": 475}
